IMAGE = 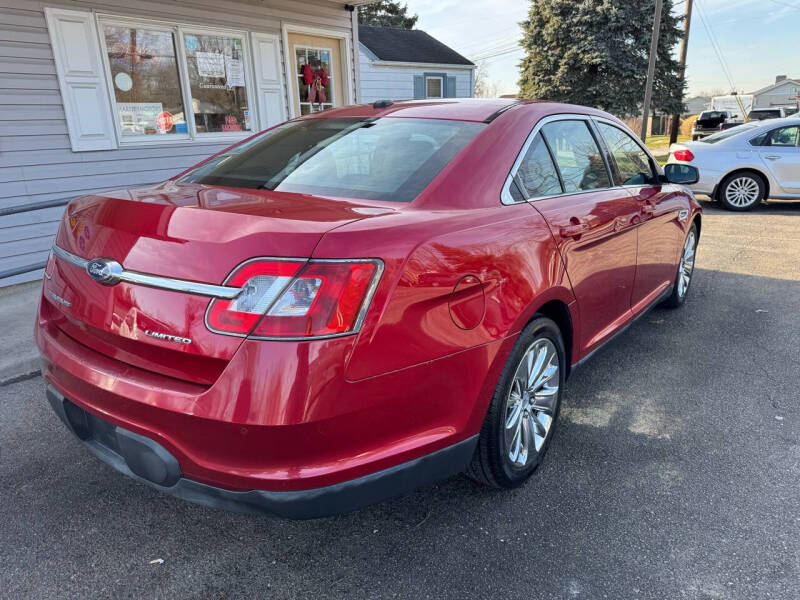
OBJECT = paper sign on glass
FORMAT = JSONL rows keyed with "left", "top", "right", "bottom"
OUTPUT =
{"left": 225, "top": 57, "right": 245, "bottom": 88}
{"left": 196, "top": 52, "right": 225, "bottom": 78}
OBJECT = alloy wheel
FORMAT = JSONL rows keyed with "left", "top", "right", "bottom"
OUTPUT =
{"left": 504, "top": 339, "right": 560, "bottom": 468}
{"left": 724, "top": 176, "right": 760, "bottom": 208}
{"left": 677, "top": 230, "right": 696, "bottom": 298}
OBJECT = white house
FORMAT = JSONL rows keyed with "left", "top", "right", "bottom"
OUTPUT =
{"left": 0, "top": 0, "right": 375, "bottom": 287}
{"left": 749, "top": 76, "right": 800, "bottom": 109}
{"left": 358, "top": 25, "right": 475, "bottom": 103}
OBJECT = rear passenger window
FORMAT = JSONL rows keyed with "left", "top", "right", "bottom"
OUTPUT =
{"left": 596, "top": 122, "right": 656, "bottom": 185}
{"left": 541, "top": 120, "right": 611, "bottom": 192}
{"left": 515, "top": 134, "right": 563, "bottom": 198}
{"left": 766, "top": 126, "right": 799, "bottom": 147}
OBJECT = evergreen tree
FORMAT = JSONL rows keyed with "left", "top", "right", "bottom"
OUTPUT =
{"left": 358, "top": 1, "right": 418, "bottom": 29}
{"left": 518, "top": 0, "right": 684, "bottom": 116}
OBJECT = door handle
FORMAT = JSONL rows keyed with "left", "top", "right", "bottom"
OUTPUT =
{"left": 764, "top": 155, "right": 781, "bottom": 161}
{"left": 560, "top": 221, "right": 590, "bottom": 238}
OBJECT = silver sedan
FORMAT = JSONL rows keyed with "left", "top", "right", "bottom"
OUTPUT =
{"left": 668, "top": 118, "right": 800, "bottom": 211}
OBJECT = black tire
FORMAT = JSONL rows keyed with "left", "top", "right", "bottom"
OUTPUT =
{"left": 466, "top": 316, "right": 566, "bottom": 488}
{"left": 718, "top": 171, "right": 765, "bottom": 211}
{"left": 662, "top": 222, "right": 698, "bottom": 309}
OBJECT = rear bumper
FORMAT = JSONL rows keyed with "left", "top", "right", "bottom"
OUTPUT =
{"left": 36, "top": 286, "right": 510, "bottom": 510}
{"left": 47, "top": 385, "right": 477, "bottom": 519}
{"left": 668, "top": 159, "right": 720, "bottom": 196}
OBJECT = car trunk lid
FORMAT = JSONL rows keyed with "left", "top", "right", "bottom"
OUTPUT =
{"left": 44, "top": 182, "right": 395, "bottom": 385}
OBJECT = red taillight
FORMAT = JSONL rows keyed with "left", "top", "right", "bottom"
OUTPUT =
{"left": 673, "top": 149, "right": 694, "bottom": 162}
{"left": 206, "top": 259, "right": 305, "bottom": 335}
{"left": 206, "top": 259, "right": 383, "bottom": 339}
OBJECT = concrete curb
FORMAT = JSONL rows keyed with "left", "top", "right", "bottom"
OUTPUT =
{"left": 0, "top": 280, "right": 42, "bottom": 385}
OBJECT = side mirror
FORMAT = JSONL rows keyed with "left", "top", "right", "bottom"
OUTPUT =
{"left": 664, "top": 163, "right": 699, "bottom": 185}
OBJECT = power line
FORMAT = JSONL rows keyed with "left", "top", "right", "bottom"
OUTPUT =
{"left": 458, "top": 26, "right": 522, "bottom": 53}
{"left": 694, "top": 0, "right": 738, "bottom": 92}
{"left": 472, "top": 47, "right": 522, "bottom": 62}
{"left": 696, "top": 1, "right": 735, "bottom": 88}
{"left": 468, "top": 40, "right": 521, "bottom": 59}
{"left": 471, "top": 44, "right": 522, "bottom": 61}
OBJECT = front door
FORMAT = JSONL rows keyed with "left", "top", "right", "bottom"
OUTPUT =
{"left": 756, "top": 124, "right": 800, "bottom": 195}
{"left": 286, "top": 32, "right": 345, "bottom": 117}
{"left": 593, "top": 120, "right": 686, "bottom": 311}
{"left": 516, "top": 118, "right": 640, "bottom": 356}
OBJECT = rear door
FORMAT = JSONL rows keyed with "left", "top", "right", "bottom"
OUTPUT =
{"left": 594, "top": 119, "right": 686, "bottom": 311}
{"left": 506, "top": 116, "right": 640, "bottom": 355}
{"left": 754, "top": 124, "right": 800, "bottom": 195}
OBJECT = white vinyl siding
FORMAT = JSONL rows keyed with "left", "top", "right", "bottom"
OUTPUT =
{"left": 0, "top": 0, "right": 358, "bottom": 287}
{"left": 358, "top": 45, "right": 474, "bottom": 104}
{"left": 752, "top": 80, "right": 800, "bottom": 109}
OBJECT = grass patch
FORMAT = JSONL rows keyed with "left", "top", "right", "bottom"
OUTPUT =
{"left": 644, "top": 134, "right": 689, "bottom": 151}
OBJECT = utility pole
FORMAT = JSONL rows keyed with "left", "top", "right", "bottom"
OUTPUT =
{"left": 640, "top": 0, "right": 663, "bottom": 141}
{"left": 669, "top": 0, "right": 694, "bottom": 144}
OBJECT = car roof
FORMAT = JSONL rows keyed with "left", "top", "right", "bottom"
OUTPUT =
{"left": 298, "top": 98, "right": 618, "bottom": 124}
{"left": 751, "top": 117, "right": 800, "bottom": 128}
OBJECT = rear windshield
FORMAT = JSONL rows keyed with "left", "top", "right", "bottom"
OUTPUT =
{"left": 699, "top": 122, "right": 760, "bottom": 143}
{"left": 179, "top": 117, "right": 483, "bottom": 203}
{"left": 699, "top": 111, "right": 726, "bottom": 120}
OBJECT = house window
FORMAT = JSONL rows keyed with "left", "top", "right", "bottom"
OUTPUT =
{"left": 99, "top": 18, "right": 255, "bottom": 143}
{"left": 103, "top": 25, "right": 187, "bottom": 138}
{"left": 183, "top": 33, "right": 251, "bottom": 133}
{"left": 295, "top": 46, "right": 335, "bottom": 115}
{"left": 426, "top": 76, "right": 443, "bottom": 99}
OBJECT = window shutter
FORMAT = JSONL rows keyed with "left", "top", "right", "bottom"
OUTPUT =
{"left": 251, "top": 32, "right": 287, "bottom": 130}
{"left": 446, "top": 76, "right": 456, "bottom": 98}
{"left": 45, "top": 8, "right": 116, "bottom": 151}
{"left": 413, "top": 75, "right": 425, "bottom": 99}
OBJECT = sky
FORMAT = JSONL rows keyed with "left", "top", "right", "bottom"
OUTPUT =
{"left": 402, "top": 0, "right": 800, "bottom": 98}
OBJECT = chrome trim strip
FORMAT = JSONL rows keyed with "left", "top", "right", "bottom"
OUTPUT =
{"left": 115, "top": 270, "right": 241, "bottom": 299}
{"left": 52, "top": 244, "right": 242, "bottom": 299}
{"left": 52, "top": 244, "right": 88, "bottom": 269}
{"left": 54, "top": 244, "right": 386, "bottom": 342}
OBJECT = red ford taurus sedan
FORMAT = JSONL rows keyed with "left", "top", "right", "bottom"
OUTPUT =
{"left": 36, "top": 99, "right": 701, "bottom": 518}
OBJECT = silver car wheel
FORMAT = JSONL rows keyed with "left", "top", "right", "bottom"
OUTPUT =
{"left": 677, "top": 230, "right": 696, "bottom": 298}
{"left": 724, "top": 176, "right": 760, "bottom": 208}
{"left": 504, "top": 339, "right": 560, "bottom": 468}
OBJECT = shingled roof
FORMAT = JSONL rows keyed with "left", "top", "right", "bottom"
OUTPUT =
{"left": 358, "top": 25, "right": 474, "bottom": 66}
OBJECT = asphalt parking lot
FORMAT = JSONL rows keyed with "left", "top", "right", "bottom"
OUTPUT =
{"left": 1, "top": 200, "right": 798, "bottom": 599}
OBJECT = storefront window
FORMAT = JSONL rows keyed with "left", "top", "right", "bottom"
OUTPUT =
{"left": 184, "top": 33, "right": 252, "bottom": 133}
{"left": 103, "top": 25, "right": 187, "bottom": 137}
{"left": 295, "top": 46, "right": 334, "bottom": 115}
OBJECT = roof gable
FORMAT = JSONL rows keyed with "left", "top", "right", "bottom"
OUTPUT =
{"left": 749, "top": 78, "right": 800, "bottom": 96}
{"left": 358, "top": 25, "right": 474, "bottom": 66}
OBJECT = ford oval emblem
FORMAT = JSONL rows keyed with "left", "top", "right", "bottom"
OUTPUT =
{"left": 86, "top": 258, "right": 122, "bottom": 285}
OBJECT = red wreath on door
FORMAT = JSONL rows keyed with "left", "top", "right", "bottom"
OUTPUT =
{"left": 303, "top": 63, "right": 328, "bottom": 104}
